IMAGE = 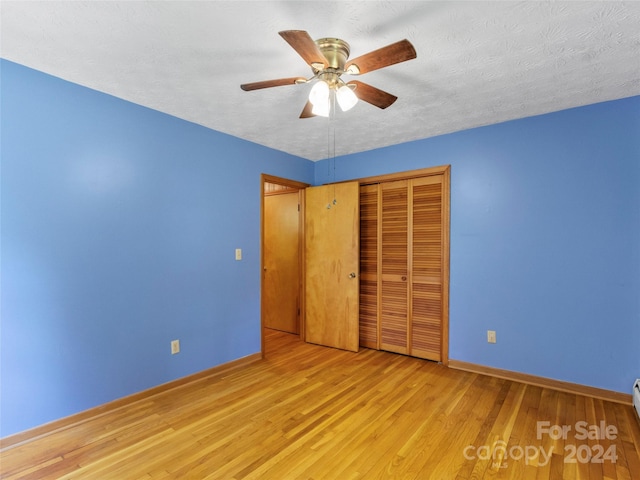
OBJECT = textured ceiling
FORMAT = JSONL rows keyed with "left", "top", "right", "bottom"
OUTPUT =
{"left": 2, "top": 1, "right": 639, "bottom": 161}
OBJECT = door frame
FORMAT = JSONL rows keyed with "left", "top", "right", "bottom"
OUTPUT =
{"left": 260, "top": 174, "right": 310, "bottom": 357}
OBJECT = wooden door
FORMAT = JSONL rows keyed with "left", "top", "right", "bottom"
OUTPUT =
{"left": 380, "top": 180, "right": 410, "bottom": 354}
{"left": 264, "top": 192, "right": 300, "bottom": 334}
{"left": 410, "top": 176, "right": 445, "bottom": 361}
{"left": 359, "top": 184, "right": 379, "bottom": 349}
{"left": 304, "top": 182, "right": 360, "bottom": 352}
{"left": 357, "top": 165, "right": 450, "bottom": 363}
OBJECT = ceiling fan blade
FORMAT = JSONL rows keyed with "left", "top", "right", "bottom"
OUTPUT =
{"left": 348, "top": 81, "right": 397, "bottom": 109}
{"left": 240, "top": 77, "right": 306, "bottom": 91}
{"left": 345, "top": 39, "right": 416, "bottom": 75}
{"left": 279, "top": 30, "right": 328, "bottom": 69}
{"left": 299, "top": 101, "right": 316, "bottom": 119}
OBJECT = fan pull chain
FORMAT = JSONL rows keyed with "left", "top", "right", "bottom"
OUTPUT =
{"left": 327, "top": 90, "right": 337, "bottom": 209}
{"left": 332, "top": 89, "right": 337, "bottom": 205}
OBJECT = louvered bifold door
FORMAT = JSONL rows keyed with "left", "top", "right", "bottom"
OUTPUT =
{"left": 359, "top": 184, "right": 379, "bottom": 349}
{"left": 380, "top": 180, "right": 409, "bottom": 354}
{"left": 410, "top": 176, "right": 444, "bottom": 361}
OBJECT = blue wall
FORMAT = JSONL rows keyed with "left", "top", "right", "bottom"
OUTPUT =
{"left": 316, "top": 96, "right": 640, "bottom": 395}
{"left": 0, "top": 60, "right": 314, "bottom": 436}
{"left": 2, "top": 59, "right": 639, "bottom": 438}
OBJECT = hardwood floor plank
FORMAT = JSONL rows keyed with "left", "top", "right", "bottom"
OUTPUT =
{"left": 615, "top": 404, "right": 640, "bottom": 480}
{"left": 1, "top": 329, "right": 639, "bottom": 480}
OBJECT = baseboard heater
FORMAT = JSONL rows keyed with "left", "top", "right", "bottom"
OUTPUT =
{"left": 634, "top": 379, "right": 640, "bottom": 424}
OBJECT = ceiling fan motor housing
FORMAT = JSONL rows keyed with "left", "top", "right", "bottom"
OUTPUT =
{"left": 314, "top": 38, "right": 350, "bottom": 86}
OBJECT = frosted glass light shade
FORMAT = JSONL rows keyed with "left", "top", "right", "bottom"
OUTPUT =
{"left": 309, "top": 81, "right": 330, "bottom": 106}
{"left": 336, "top": 85, "right": 358, "bottom": 112}
{"left": 311, "top": 99, "right": 330, "bottom": 117}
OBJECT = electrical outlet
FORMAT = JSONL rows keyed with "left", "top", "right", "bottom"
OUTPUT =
{"left": 171, "top": 339, "right": 180, "bottom": 354}
{"left": 487, "top": 330, "right": 496, "bottom": 344}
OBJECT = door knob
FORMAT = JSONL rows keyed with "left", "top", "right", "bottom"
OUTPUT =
{"left": 349, "top": 272, "right": 357, "bottom": 279}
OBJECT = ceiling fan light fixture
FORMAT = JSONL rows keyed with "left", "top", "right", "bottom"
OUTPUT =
{"left": 308, "top": 80, "right": 330, "bottom": 106}
{"left": 336, "top": 84, "right": 358, "bottom": 112}
{"left": 240, "top": 31, "right": 416, "bottom": 119}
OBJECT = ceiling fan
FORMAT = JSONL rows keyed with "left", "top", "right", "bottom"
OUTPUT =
{"left": 240, "top": 30, "right": 417, "bottom": 118}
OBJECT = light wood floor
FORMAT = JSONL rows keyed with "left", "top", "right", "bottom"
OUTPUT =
{"left": 2, "top": 329, "right": 639, "bottom": 479}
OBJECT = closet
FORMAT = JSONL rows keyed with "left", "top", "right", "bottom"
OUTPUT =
{"left": 359, "top": 166, "right": 450, "bottom": 363}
